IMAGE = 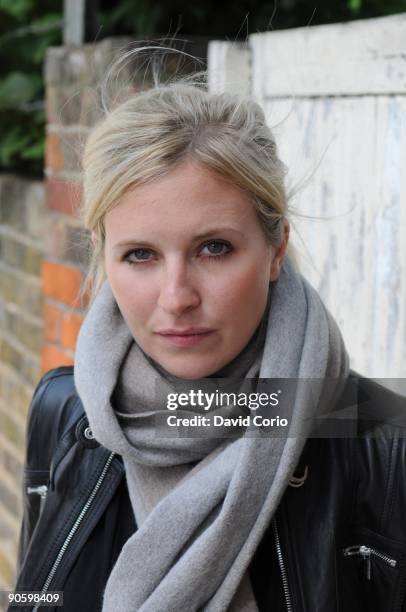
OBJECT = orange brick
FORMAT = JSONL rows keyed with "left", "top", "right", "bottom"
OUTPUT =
{"left": 43, "top": 302, "right": 64, "bottom": 343}
{"left": 42, "top": 261, "right": 83, "bottom": 307}
{"left": 61, "top": 312, "right": 83, "bottom": 350}
{"left": 45, "top": 133, "right": 64, "bottom": 171}
{"left": 46, "top": 178, "right": 82, "bottom": 216}
{"left": 41, "top": 344, "right": 73, "bottom": 374}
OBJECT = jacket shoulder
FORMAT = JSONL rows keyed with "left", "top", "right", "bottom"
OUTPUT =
{"left": 18, "top": 367, "right": 85, "bottom": 569}
{"left": 26, "top": 366, "right": 84, "bottom": 471}
{"left": 353, "top": 373, "right": 406, "bottom": 434}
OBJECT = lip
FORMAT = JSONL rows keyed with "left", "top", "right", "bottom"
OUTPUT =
{"left": 157, "top": 327, "right": 214, "bottom": 335}
{"left": 156, "top": 328, "right": 215, "bottom": 348}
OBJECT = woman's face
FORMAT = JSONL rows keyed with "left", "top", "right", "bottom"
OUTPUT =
{"left": 104, "top": 159, "right": 288, "bottom": 379}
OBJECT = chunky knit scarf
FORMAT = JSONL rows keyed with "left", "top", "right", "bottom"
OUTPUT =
{"left": 74, "top": 257, "right": 349, "bottom": 611}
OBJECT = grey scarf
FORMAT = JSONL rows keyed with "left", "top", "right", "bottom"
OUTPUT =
{"left": 74, "top": 257, "right": 349, "bottom": 611}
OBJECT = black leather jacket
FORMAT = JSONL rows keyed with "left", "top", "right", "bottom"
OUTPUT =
{"left": 11, "top": 366, "right": 406, "bottom": 612}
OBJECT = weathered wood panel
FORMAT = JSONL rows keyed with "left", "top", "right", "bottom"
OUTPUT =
{"left": 251, "top": 14, "right": 406, "bottom": 97}
{"left": 263, "top": 95, "right": 406, "bottom": 377}
{"left": 208, "top": 41, "right": 251, "bottom": 96}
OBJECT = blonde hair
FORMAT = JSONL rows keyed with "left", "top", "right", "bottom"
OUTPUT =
{"left": 80, "top": 48, "right": 288, "bottom": 303}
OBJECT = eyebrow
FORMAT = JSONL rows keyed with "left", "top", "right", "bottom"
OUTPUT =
{"left": 112, "top": 227, "right": 245, "bottom": 250}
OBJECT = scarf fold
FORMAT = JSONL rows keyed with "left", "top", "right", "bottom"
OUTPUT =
{"left": 74, "top": 257, "right": 349, "bottom": 612}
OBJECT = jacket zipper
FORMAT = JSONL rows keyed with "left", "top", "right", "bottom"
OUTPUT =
{"left": 27, "top": 485, "right": 48, "bottom": 514}
{"left": 273, "top": 517, "right": 293, "bottom": 612}
{"left": 32, "top": 451, "right": 115, "bottom": 612}
{"left": 343, "top": 544, "right": 397, "bottom": 580}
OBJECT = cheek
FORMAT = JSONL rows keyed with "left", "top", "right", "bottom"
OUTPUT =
{"left": 106, "top": 264, "right": 156, "bottom": 325}
{"left": 210, "top": 260, "right": 270, "bottom": 324}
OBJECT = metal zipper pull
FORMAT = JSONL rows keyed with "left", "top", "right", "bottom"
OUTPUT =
{"left": 362, "top": 547, "right": 372, "bottom": 580}
{"left": 27, "top": 484, "right": 48, "bottom": 513}
{"left": 343, "top": 544, "right": 397, "bottom": 581}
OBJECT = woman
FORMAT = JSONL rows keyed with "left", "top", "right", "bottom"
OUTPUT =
{"left": 13, "top": 56, "right": 406, "bottom": 612}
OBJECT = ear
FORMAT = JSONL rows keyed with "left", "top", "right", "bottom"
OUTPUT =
{"left": 270, "top": 219, "right": 290, "bottom": 281}
{"left": 91, "top": 230, "right": 97, "bottom": 246}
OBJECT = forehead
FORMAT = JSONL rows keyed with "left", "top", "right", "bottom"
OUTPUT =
{"left": 104, "top": 160, "right": 256, "bottom": 235}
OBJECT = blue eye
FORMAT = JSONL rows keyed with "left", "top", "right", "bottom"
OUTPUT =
{"left": 201, "top": 240, "right": 232, "bottom": 258}
{"left": 124, "top": 248, "right": 152, "bottom": 264}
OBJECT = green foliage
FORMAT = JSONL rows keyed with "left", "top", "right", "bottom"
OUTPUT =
{"left": 100, "top": 0, "right": 162, "bottom": 35}
{"left": 0, "top": 0, "right": 62, "bottom": 176}
{"left": 0, "top": 72, "right": 41, "bottom": 109}
{"left": 97, "top": 0, "right": 406, "bottom": 38}
{"left": 348, "top": 0, "right": 363, "bottom": 10}
{"left": 1, "top": 0, "right": 406, "bottom": 177}
{"left": 0, "top": 0, "right": 32, "bottom": 21}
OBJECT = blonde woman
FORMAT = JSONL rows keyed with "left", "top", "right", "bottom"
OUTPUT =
{"left": 13, "top": 56, "right": 406, "bottom": 612}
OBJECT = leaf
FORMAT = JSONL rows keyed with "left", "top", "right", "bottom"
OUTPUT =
{"left": 0, "top": 0, "right": 33, "bottom": 21}
{"left": 32, "top": 12, "right": 63, "bottom": 26}
{"left": 348, "top": 0, "right": 362, "bottom": 11}
{"left": 0, "top": 126, "right": 31, "bottom": 164}
{"left": 0, "top": 71, "right": 39, "bottom": 109}
{"left": 20, "top": 139, "right": 44, "bottom": 160}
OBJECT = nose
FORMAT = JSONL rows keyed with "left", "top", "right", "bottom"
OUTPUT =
{"left": 157, "top": 262, "right": 201, "bottom": 316}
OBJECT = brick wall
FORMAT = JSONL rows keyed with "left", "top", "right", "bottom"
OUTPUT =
{"left": 42, "top": 42, "right": 112, "bottom": 371}
{"left": 0, "top": 176, "right": 45, "bottom": 598}
{"left": 0, "top": 37, "right": 209, "bottom": 603}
